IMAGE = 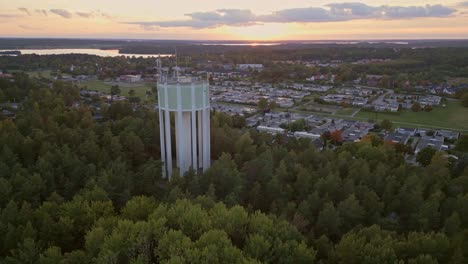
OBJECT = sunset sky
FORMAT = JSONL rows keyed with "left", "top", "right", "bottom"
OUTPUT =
{"left": 1, "top": 0, "right": 468, "bottom": 40}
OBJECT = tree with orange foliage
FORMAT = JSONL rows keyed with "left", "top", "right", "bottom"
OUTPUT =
{"left": 330, "top": 130, "right": 343, "bottom": 144}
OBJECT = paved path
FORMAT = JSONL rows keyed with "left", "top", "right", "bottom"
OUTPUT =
{"left": 351, "top": 108, "right": 361, "bottom": 117}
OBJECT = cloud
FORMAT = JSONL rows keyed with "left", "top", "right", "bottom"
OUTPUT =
{"left": 126, "top": 9, "right": 258, "bottom": 29}
{"left": 50, "top": 9, "right": 73, "bottom": 19}
{"left": 259, "top": 7, "right": 336, "bottom": 22}
{"left": 19, "top": 25, "right": 40, "bottom": 30}
{"left": 379, "top": 5, "right": 455, "bottom": 18}
{"left": 261, "top": 4, "right": 456, "bottom": 23}
{"left": 0, "top": 14, "right": 19, "bottom": 18}
{"left": 125, "top": 3, "right": 457, "bottom": 29}
{"left": 99, "top": 12, "right": 114, "bottom": 19}
{"left": 18, "top": 8, "right": 31, "bottom": 16}
{"left": 35, "top": 9, "right": 48, "bottom": 16}
{"left": 458, "top": 2, "right": 468, "bottom": 7}
{"left": 76, "top": 12, "right": 94, "bottom": 18}
{"left": 328, "top": 3, "right": 376, "bottom": 17}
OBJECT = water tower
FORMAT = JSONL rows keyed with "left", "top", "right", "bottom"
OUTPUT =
{"left": 157, "top": 67, "right": 211, "bottom": 179}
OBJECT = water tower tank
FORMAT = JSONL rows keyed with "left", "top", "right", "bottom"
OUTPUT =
{"left": 157, "top": 76, "right": 211, "bottom": 178}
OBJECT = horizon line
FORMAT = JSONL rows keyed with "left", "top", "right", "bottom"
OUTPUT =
{"left": 2, "top": 37, "right": 468, "bottom": 42}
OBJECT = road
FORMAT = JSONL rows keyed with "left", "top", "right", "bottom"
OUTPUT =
{"left": 370, "top": 87, "right": 394, "bottom": 105}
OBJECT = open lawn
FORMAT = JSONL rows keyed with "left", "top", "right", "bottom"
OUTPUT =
{"left": 28, "top": 70, "right": 53, "bottom": 78}
{"left": 301, "top": 94, "right": 320, "bottom": 102}
{"left": 80, "top": 80, "right": 153, "bottom": 100}
{"left": 336, "top": 107, "right": 356, "bottom": 116}
{"left": 355, "top": 100, "right": 468, "bottom": 131}
{"left": 14, "top": 70, "right": 53, "bottom": 78}
{"left": 447, "top": 77, "right": 468, "bottom": 86}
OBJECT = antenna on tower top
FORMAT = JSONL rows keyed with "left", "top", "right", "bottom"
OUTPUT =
{"left": 156, "top": 55, "right": 161, "bottom": 82}
{"left": 175, "top": 47, "right": 179, "bottom": 79}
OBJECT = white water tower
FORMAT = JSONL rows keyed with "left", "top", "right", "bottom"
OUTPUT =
{"left": 157, "top": 74, "right": 211, "bottom": 179}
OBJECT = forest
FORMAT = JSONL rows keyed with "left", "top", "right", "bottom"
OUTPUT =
{"left": 0, "top": 73, "right": 468, "bottom": 263}
{"left": 3, "top": 45, "right": 468, "bottom": 88}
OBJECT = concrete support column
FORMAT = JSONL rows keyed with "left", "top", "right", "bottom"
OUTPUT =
{"left": 191, "top": 84, "right": 197, "bottom": 171}
{"left": 197, "top": 110, "right": 203, "bottom": 169}
{"left": 206, "top": 107, "right": 211, "bottom": 170}
{"left": 176, "top": 83, "right": 186, "bottom": 175}
{"left": 163, "top": 85, "right": 172, "bottom": 178}
{"left": 202, "top": 85, "right": 210, "bottom": 171}
{"left": 175, "top": 112, "right": 180, "bottom": 166}
{"left": 202, "top": 107, "right": 210, "bottom": 170}
{"left": 158, "top": 107, "right": 166, "bottom": 178}
{"left": 181, "top": 112, "right": 192, "bottom": 174}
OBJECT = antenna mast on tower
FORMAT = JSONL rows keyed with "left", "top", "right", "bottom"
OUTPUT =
{"left": 175, "top": 47, "right": 179, "bottom": 79}
{"left": 156, "top": 55, "right": 162, "bottom": 82}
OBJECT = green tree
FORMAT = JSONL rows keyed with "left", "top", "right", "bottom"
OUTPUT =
{"left": 461, "top": 93, "right": 468, "bottom": 108}
{"left": 456, "top": 134, "right": 468, "bottom": 152}
{"left": 289, "top": 119, "right": 306, "bottom": 132}
{"left": 110, "top": 85, "right": 121, "bottom": 96}
{"left": 316, "top": 202, "right": 341, "bottom": 238}
{"left": 380, "top": 119, "right": 393, "bottom": 131}
{"left": 443, "top": 212, "right": 461, "bottom": 237}
{"left": 334, "top": 226, "right": 397, "bottom": 264}
{"left": 268, "top": 100, "right": 278, "bottom": 110}
{"left": 337, "top": 194, "right": 365, "bottom": 232}
{"left": 39, "top": 246, "right": 63, "bottom": 264}
{"left": 5, "top": 238, "right": 41, "bottom": 264}
{"left": 201, "top": 153, "right": 243, "bottom": 203}
{"left": 416, "top": 147, "right": 437, "bottom": 167}
{"left": 257, "top": 98, "right": 268, "bottom": 112}
{"left": 411, "top": 102, "right": 421, "bottom": 112}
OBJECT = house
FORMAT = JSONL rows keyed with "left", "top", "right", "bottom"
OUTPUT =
{"left": 294, "top": 131, "right": 321, "bottom": 140}
{"left": 237, "top": 64, "right": 264, "bottom": 71}
{"left": 385, "top": 132, "right": 410, "bottom": 145}
{"left": 388, "top": 103, "right": 399, "bottom": 112}
{"left": 119, "top": 75, "right": 142, "bottom": 83}
{"left": 395, "top": 127, "right": 417, "bottom": 136}
{"left": 436, "top": 130, "right": 460, "bottom": 140}
{"left": 1, "top": 109, "right": 15, "bottom": 119}
{"left": 415, "top": 136, "right": 445, "bottom": 153}
{"left": 366, "top": 74, "right": 383, "bottom": 86}
{"left": 415, "top": 128, "right": 430, "bottom": 137}
{"left": 418, "top": 95, "right": 441, "bottom": 106}
{"left": 443, "top": 87, "right": 457, "bottom": 95}
{"left": 342, "top": 128, "right": 369, "bottom": 142}
{"left": 0, "top": 73, "right": 14, "bottom": 79}
{"left": 257, "top": 126, "right": 285, "bottom": 134}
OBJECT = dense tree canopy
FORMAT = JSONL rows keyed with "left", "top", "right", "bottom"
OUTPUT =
{"left": 0, "top": 73, "right": 467, "bottom": 263}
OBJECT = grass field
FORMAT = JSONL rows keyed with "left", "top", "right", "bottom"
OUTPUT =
{"left": 80, "top": 80, "right": 153, "bottom": 100}
{"left": 26, "top": 70, "right": 53, "bottom": 78}
{"left": 336, "top": 107, "right": 356, "bottom": 116}
{"left": 355, "top": 100, "right": 468, "bottom": 131}
{"left": 8, "top": 70, "right": 54, "bottom": 78}
{"left": 447, "top": 77, "right": 468, "bottom": 86}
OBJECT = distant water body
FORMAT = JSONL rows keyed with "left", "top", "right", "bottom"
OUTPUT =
{"left": 0, "top": 49, "right": 172, "bottom": 58}
{"left": 200, "top": 41, "right": 408, "bottom": 46}
{"left": 201, "top": 43, "right": 281, "bottom": 46}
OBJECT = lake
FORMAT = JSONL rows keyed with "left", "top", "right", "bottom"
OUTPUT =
{"left": 0, "top": 49, "right": 172, "bottom": 58}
